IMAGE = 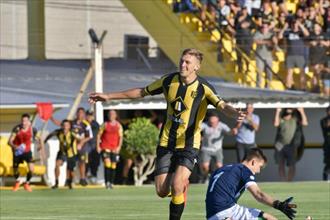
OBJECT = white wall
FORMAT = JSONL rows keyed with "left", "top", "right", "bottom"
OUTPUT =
{"left": 0, "top": 0, "right": 157, "bottom": 59}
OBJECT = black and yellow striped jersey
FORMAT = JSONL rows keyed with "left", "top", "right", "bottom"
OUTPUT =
{"left": 144, "top": 72, "right": 225, "bottom": 149}
{"left": 51, "top": 129, "right": 79, "bottom": 158}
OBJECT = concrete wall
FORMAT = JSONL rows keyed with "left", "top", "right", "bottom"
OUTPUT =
{"left": 0, "top": 0, "right": 157, "bottom": 59}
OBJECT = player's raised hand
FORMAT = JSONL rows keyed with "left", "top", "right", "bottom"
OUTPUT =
{"left": 88, "top": 92, "right": 108, "bottom": 104}
{"left": 273, "top": 197, "right": 297, "bottom": 219}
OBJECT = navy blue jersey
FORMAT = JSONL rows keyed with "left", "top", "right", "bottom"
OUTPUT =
{"left": 205, "top": 164, "right": 256, "bottom": 218}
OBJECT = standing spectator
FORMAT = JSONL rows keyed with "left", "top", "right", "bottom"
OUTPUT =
{"left": 233, "top": 103, "right": 260, "bottom": 162}
{"left": 274, "top": 108, "right": 308, "bottom": 181}
{"left": 199, "top": 113, "right": 235, "bottom": 183}
{"left": 215, "top": 0, "right": 231, "bottom": 28}
{"left": 200, "top": 0, "right": 217, "bottom": 23}
{"left": 85, "top": 110, "right": 100, "bottom": 184}
{"left": 270, "top": 0, "right": 288, "bottom": 17}
{"left": 8, "top": 114, "right": 42, "bottom": 192}
{"left": 279, "top": 19, "right": 310, "bottom": 90}
{"left": 44, "top": 119, "right": 81, "bottom": 189}
{"left": 97, "top": 110, "right": 123, "bottom": 189}
{"left": 309, "top": 23, "right": 330, "bottom": 92}
{"left": 321, "top": 57, "right": 330, "bottom": 97}
{"left": 321, "top": 106, "right": 330, "bottom": 181}
{"left": 50, "top": 107, "right": 93, "bottom": 186}
{"left": 253, "top": 21, "right": 278, "bottom": 88}
{"left": 258, "top": 0, "right": 276, "bottom": 30}
{"left": 235, "top": 6, "right": 254, "bottom": 72}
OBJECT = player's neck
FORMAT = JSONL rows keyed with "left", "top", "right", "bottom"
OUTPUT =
{"left": 180, "top": 73, "right": 197, "bottom": 85}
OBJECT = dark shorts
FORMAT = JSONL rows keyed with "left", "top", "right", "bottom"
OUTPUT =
{"left": 13, "top": 151, "right": 33, "bottom": 168}
{"left": 275, "top": 144, "right": 297, "bottom": 166}
{"left": 78, "top": 150, "right": 88, "bottom": 163}
{"left": 154, "top": 146, "right": 199, "bottom": 176}
{"left": 286, "top": 55, "right": 305, "bottom": 69}
{"left": 56, "top": 152, "right": 77, "bottom": 171}
{"left": 101, "top": 150, "right": 120, "bottom": 163}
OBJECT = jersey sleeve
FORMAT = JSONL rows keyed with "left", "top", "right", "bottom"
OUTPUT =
{"left": 83, "top": 121, "right": 93, "bottom": 138}
{"left": 11, "top": 125, "right": 20, "bottom": 135}
{"left": 242, "top": 168, "right": 257, "bottom": 189}
{"left": 203, "top": 83, "right": 225, "bottom": 108}
{"left": 143, "top": 76, "right": 164, "bottom": 96}
{"left": 221, "top": 122, "right": 231, "bottom": 134}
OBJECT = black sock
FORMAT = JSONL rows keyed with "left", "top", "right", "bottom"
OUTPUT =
{"left": 14, "top": 168, "right": 19, "bottom": 180}
{"left": 169, "top": 202, "right": 184, "bottom": 220}
{"left": 104, "top": 167, "right": 110, "bottom": 183}
{"left": 110, "top": 168, "right": 116, "bottom": 184}
{"left": 55, "top": 179, "right": 59, "bottom": 186}
{"left": 26, "top": 171, "right": 32, "bottom": 183}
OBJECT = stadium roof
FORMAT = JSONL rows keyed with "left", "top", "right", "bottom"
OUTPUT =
{"left": 0, "top": 59, "right": 328, "bottom": 110}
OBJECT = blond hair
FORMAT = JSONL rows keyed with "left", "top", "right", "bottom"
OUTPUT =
{"left": 181, "top": 48, "right": 203, "bottom": 63}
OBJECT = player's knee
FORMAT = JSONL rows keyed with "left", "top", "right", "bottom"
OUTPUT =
{"left": 171, "top": 180, "right": 184, "bottom": 194}
{"left": 155, "top": 188, "right": 169, "bottom": 198}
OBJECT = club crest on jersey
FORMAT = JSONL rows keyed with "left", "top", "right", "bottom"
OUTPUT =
{"left": 170, "top": 97, "right": 187, "bottom": 117}
{"left": 191, "top": 90, "right": 198, "bottom": 98}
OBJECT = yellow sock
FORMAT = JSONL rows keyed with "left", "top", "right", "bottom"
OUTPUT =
{"left": 171, "top": 194, "right": 184, "bottom": 205}
{"left": 111, "top": 163, "right": 117, "bottom": 169}
{"left": 105, "top": 161, "right": 111, "bottom": 168}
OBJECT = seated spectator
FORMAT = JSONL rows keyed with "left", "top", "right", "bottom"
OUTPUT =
{"left": 200, "top": 0, "right": 217, "bottom": 23}
{"left": 279, "top": 19, "right": 310, "bottom": 90}
{"left": 173, "top": 0, "right": 197, "bottom": 13}
{"left": 309, "top": 23, "right": 329, "bottom": 92}
{"left": 253, "top": 21, "right": 278, "bottom": 88}
{"left": 270, "top": 0, "right": 288, "bottom": 17}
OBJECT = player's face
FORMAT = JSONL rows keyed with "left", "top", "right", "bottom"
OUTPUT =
{"left": 109, "top": 110, "right": 117, "bottom": 121}
{"left": 209, "top": 116, "right": 219, "bottom": 128}
{"left": 62, "top": 122, "right": 71, "bottom": 132}
{"left": 179, "top": 54, "right": 200, "bottom": 79}
{"left": 21, "top": 117, "right": 31, "bottom": 129}
{"left": 251, "top": 159, "right": 265, "bottom": 174}
{"left": 76, "top": 109, "right": 85, "bottom": 121}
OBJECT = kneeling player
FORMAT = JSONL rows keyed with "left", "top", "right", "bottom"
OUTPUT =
{"left": 206, "top": 148, "right": 297, "bottom": 220}
{"left": 97, "top": 110, "right": 123, "bottom": 189}
{"left": 44, "top": 119, "right": 81, "bottom": 189}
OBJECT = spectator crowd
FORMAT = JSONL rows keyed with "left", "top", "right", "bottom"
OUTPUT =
{"left": 173, "top": 0, "right": 330, "bottom": 95}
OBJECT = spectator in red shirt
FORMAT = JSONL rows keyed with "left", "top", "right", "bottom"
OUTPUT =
{"left": 97, "top": 110, "right": 123, "bottom": 189}
{"left": 8, "top": 114, "right": 42, "bottom": 192}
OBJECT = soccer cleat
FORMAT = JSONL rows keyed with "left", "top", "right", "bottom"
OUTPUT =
{"left": 12, "top": 181, "right": 20, "bottom": 192}
{"left": 23, "top": 183, "right": 32, "bottom": 192}
{"left": 79, "top": 178, "right": 88, "bottom": 186}
{"left": 51, "top": 184, "right": 58, "bottom": 189}
{"left": 105, "top": 182, "right": 113, "bottom": 189}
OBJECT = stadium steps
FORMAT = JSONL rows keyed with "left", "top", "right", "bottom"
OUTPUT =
{"left": 121, "top": 0, "right": 234, "bottom": 80}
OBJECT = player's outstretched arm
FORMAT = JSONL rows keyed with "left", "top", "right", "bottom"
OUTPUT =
{"left": 248, "top": 184, "right": 297, "bottom": 219}
{"left": 218, "top": 103, "right": 246, "bottom": 122}
{"left": 88, "top": 88, "right": 146, "bottom": 104}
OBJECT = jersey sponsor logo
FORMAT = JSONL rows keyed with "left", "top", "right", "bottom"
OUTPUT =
{"left": 170, "top": 96, "right": 187, "bottom": 117}
{"left": 250, "top": 175, "right": 255, "bottom": 180}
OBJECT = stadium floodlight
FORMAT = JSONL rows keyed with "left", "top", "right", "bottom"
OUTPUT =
{"left": 88, "top": 28, "right": 99, "bottom": 44}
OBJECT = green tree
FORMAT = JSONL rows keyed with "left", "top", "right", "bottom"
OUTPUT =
{"left": 124, "top": 117, "right": 159, "bottom": 186}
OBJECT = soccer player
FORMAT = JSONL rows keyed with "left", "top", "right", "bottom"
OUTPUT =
{"left": 206, "top": 148, "right": 297, "bottom": 220}
{"left": 44, "top": 119, "right": 82, "bottom": 189}
{"left": 51, "top": 107, "right": 93, "bottom": 186}
{"left": 97, "top": 110, "right": 123, "bottom": 189}
{"left": 8, "top": 113, "right": 42, "bottom": 192}
{"left": 89, "top": 48, "right": 245, "bottom": 220}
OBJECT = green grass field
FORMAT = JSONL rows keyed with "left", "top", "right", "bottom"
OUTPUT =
{"left": 0, "top": 182, "right": 329, "bottom": 220}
